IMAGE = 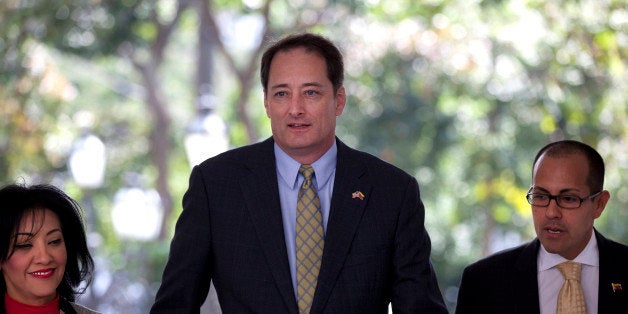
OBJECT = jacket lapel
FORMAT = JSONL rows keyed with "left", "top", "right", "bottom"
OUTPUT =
{"left": 239, "top": 138, "right": 298, "bottom": 313}
{"left": 595, "top": 230, "right": 627, "bottom": 312}
{"left": 516, "top": 231, "right": 627, "bottom": 313}
{"left": 311, "top": 140, "right": 372, "bottom": 313}
{"left": 514, "top": 239, "right": 542, "bottom": 314}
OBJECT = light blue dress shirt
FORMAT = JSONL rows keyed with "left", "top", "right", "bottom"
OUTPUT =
{"left": 274, "top": 142, "right": 337, "bottom": 297}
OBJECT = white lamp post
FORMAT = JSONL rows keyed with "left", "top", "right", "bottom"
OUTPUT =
{"left": 111, "top": 185, "right": 163, "bottom": 241}
{"left": 68, "top": 131, "right": 106, "bottom": 240}
{"left": 69, "top": 133, "right": 106, "bottom": 189}
{"left": 184, "top": 100, "right": 228, "bottom": 167}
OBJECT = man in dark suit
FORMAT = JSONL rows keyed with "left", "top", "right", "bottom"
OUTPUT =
{"left": 151, "top": 33, "right": 447, "bottom": 313}
{"left": 456, "top": 140, "right": 627, "bottom": 313}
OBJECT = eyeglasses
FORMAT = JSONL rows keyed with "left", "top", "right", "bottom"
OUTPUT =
{"left": 526, "top": 189, "right": 602, "bottom": 209}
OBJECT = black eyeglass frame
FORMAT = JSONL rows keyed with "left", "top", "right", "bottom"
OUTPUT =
{"left": 525, "top": 188, "right": 602, "bottom": 209}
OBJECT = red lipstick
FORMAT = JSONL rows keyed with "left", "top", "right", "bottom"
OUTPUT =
{"left": 29, "top": 268, "right": 55, "bottom": 279}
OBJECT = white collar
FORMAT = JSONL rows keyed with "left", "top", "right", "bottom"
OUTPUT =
{"left": 538, "top": 230, "right": 599, "bottom": 272}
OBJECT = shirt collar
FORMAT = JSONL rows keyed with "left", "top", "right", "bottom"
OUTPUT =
{"left": 274, "top": 142, "right": 337, "bottom": 190}
{"left": 538, "top": 229, "right": 599, "bottom": 271}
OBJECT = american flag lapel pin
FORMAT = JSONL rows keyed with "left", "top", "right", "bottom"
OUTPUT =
{"left": 611, "top": 282, "right": 622, "bottom": 293}
{"left": 352, "top": 191, "right": 365, "bottom": 200}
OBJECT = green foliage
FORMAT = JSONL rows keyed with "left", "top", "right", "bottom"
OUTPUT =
{"left": 1, "top": 0, "right": 626, "bottom": 312}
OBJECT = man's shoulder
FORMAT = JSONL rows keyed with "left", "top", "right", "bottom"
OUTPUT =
{"left": 338, "top": 140, "right": 412, "bottom": 179}
{"left": 464, "top": 241, "right": 536, "bottom": 273}
{"left": 197, "top": 138, "right": 273, "bottom": 168}
{"left": 597, "top": 230, "right": 628, "bottom": 259}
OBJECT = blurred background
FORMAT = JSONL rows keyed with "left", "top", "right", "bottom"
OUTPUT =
{"left": 1, "top": 0, "right": 626, "bottom": 312}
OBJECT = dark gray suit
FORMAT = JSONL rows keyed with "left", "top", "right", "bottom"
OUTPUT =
{"left": 151, "top": 138, "right": 447, "bottom": 313}
{"left": 455, "top": 230, "right": 628, "bottom": 313}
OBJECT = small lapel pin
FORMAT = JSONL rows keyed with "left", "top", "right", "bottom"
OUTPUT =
{"left": 611, "top": 283, "right": 622, "bottom": 293}
{"left": 352, "top": 191, "right": 365, "bottom": 200}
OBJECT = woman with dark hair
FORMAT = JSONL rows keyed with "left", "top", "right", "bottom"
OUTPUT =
{"left": 0, "top": 184, "right": 98, "bottom": 314}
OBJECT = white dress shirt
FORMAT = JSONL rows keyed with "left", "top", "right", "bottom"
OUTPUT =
{"left": 537, "top": 230, "right": 599, "bottom": 314}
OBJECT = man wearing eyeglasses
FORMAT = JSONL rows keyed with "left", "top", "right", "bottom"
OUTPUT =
{"left": 456, "top": 140, "right": 627, "bottom": 314}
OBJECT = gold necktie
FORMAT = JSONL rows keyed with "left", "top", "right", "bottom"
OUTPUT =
{"left": 556, "top": 261, "right": 587, "bottom": 314}
{"left": 296, "top": 165, "right": 324, "bottom": 314}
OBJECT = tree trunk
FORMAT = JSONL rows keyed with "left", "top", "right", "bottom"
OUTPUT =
{"left": 137, "top": 61, "right": 173, "bottom": 241}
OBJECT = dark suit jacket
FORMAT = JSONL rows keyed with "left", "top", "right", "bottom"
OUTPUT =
{"left": 455, "top": 230, "right": 628, "bottom": 313}
{"left": 151, "top": 138, "right": 447, "bottom": 314}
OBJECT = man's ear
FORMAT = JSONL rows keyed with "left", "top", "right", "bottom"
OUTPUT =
{"left": 263, "top": 93, "right": 270, "bottom": 118}
{"left": 335, "top": 86, "right": 346, "bottom": 116}
{"left": 593, "top": 190, "right": 610, "bottom": 219}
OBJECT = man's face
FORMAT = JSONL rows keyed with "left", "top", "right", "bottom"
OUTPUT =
{"left": 530, "top": 153, "right": 608, "bottom": 260}
{"left": 264, "top": 47, "right": 345, "bottom": 164}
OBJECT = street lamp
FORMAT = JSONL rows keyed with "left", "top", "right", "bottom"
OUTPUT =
{"left": 67, "top": 129, "right": 106, "bottom": 310}
{"left": 68, "top": 130, "right": 106, "bottom": 235}
{"left": 184, "top": 98, "right": 228, "bottom": 167}
{"left": 111, "top": 183, "right": 163, "bottom": 241}
{"left": 68, "top": 132, "right": 106, "bottom": 189}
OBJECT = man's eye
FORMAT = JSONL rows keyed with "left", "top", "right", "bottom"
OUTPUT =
{"left": 534, "top": 194, "right": 549, "bottom": 201}
{"left": 560, "top": 195, "right": 579, "bottom": 203}
{"left": 305, "top": 90, "right": 318, "bottom": 96}
{"left": 275, "top": 91, "right": 287, "bottom": 97}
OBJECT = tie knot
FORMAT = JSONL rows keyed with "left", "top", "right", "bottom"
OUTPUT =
{"left": 557, "top": 261, "right": 582, "bottom": 281}
{"left": 299, "top": 164, "right": 315, "bottom": 180}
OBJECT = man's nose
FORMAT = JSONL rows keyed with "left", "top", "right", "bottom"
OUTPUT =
{"left": 288, "top": 95, "right": 305, "bottom": 116}
{"left": 544, "top": 198, "right": 562, "bottom": 219}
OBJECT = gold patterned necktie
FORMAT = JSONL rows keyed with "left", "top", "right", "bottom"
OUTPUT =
{"left": 556, "top": 261, "right": 587, "bottom": 314}
{"left": 296, "top": 165, "right": 324, "bottom": 314}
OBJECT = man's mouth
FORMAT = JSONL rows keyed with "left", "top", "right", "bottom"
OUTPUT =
{"left": 289, "top": 123, "right": 310, "bottom": 128}
{"left": 545, "top": 226, "right": 565, "bottom": 234}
